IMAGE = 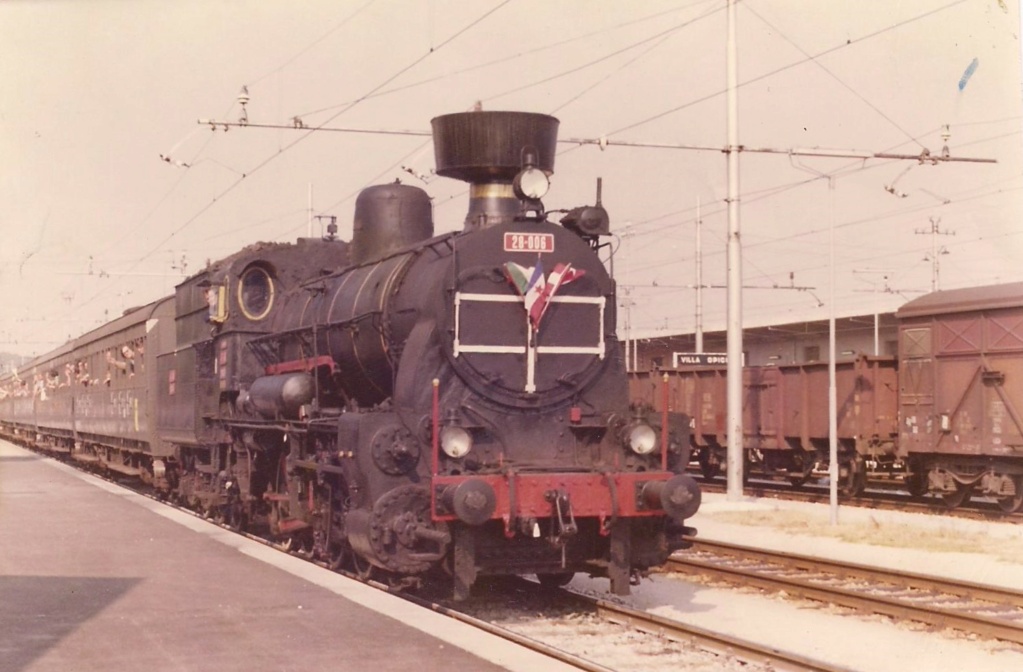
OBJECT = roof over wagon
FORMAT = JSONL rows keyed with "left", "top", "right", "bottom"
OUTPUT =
{"left": 73, "top": 295, "right": 176, "bottom": 348}
{"left": 896, "top": 282, "right": 1023, "bottom": 320}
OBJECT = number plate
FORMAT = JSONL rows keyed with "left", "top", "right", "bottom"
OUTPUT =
{"left": 503, "top": 232, "right": 554, "bottom": 254}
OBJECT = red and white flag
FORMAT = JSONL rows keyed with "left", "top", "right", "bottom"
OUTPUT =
{"left": 528, "top": 262, "right": 585, "bottom": 330}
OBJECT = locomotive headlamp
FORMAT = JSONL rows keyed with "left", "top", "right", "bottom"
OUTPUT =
{"left": 625, "top": 422, "right": 658, "bottom": 455}
{"left": 441, "top": 426, "right": 473, "bottom": 459}
{"left": 513, "top": 166, "right": 550, "bottom": 200}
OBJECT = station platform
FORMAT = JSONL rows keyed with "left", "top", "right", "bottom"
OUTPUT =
{"left": 0, "top": 440, "right": 577, "bottom": 672}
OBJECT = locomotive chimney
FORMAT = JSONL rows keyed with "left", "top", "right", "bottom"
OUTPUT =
{"left": 431, "top": 111, "right": 559, "bottom": 231}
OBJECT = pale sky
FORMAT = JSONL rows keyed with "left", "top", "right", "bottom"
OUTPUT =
{"left": 2, "top": 0, "right": 1021, "bottom": 356}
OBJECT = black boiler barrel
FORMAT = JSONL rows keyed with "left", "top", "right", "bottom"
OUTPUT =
{"left": 281, "top": 244, "right": 447, "bottom": 409}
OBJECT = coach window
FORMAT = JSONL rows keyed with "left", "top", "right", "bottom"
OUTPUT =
{"left": 238, "top": 266, "right": 275, "bottom": 320}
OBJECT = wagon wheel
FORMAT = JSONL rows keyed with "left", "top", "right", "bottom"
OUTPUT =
{"left": 905, "top": 471, "right": 928, "bottom": 499}
{"left": 996, "top": 476, "right": 1023, "bottom": 514}
{"left": 839, "top": 456, "right": 866, "bottom": 498}
{"left": 942, "top": 482, "right": 972, "bottom": 509}
{"left": 695, "top": 448, "right": 720, "bottom": 478}
{"left": 788, "top": 452, "right": 814, "bottom": 488}
{"left": 788, "top": 472, "right": 812, "bottom": 488}
{"left": 537, "top": 572, "right": 575, "bottom": 589}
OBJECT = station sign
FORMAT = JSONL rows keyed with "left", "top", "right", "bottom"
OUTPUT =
{"left": 671, "top": 352, "right": 733, "bottom": 368}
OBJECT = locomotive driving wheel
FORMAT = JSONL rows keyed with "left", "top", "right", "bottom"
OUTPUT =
{"left": 327, "top": 544, "right": 349, "bottom": 571}
{"left": 325, "top": 484, "right": 353, "bottom": 568}
{"left": 996, "top": 475, "right": 1023, "bottom": 514}
{"left": 350, "top": 552, "right": 376, "bottom": 581}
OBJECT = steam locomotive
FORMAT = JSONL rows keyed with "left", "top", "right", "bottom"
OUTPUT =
{"left": 0, "top": 111, "right": 701, "bottom": 599}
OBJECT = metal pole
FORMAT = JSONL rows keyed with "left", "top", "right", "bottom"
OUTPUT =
{"left": 624, "top": 236, "right": 632, "bottom": 372}
{"left": 725, "top": 0, "right": 744, "bottom": 501}
{"left": 696, "top": 198, "right": 704, "bottom": 354}
{"left": 874, "top": 306, "right": 880, "bottom": 356}
{"left": 624, "top": 296, "right": 631, "bottom": 372}
{"left": 828, "top": 176, "right": 839, "bottom": 524}
{"left": 661, "top": 373, "right": 669, "bottom": 471}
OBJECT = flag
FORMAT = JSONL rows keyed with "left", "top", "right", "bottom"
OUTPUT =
{"left": 528, "top": 262, "right": 585, "bottom": 329}
{"left": 504, "top": 260, "right": 546, "bottom": 327}
{"left": 522, "top": 259, "right": 546, "bottom": 328}
{"left": 505, "top": 260, "right": 546, "bottom": 329}
{"left": 504, "top": 261, "right": 538, "bottom": 296}
{"left": 504, "top": 260, "right": 586, "bottom": 331}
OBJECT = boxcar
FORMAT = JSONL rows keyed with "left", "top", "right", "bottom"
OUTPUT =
{"left": 897, "top": 281, "right": 1023, "bottom": 511}
{"left": 630, "top": 354, "right": 899, "bottom": 494}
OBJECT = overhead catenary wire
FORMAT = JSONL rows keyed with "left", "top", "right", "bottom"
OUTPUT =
{"left": 623, "top": 182, "right": 1023, "bottom": 305}
{"left": 244, "top": 0, "right": 377, "bottom": 88}
{"left": 291, "top": 0, "right": 719, "bottom": 122}
{"left": 12, "top": 1, "right": 1018, "bottom": 355}
{"left": 622, "top": 123, "right": 1017, "bottom": 255}
{"left": 742, "top": 1, "right": 925, "bottom": 149}
{"left": 485, "top": 3, "right": 726, "bottom": 104}
{"left": 19, "top": 1, "right": 514, "bottom": 350}
{"left": 606, "top": 0, "right": 969, "bottom": 138}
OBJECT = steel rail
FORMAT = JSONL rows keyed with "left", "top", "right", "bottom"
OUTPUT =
{"left": 671, "top": 539, "right": 1023, "bottom": 644}
{"left": 584, "top": 595, "right": 856, "bottom": 672}
{"left": 697, "top": 478, "right": 1023, "bottom": 523}
{"left": 476, "top": 576, "right": 855, "bottom": 672}
{"left": 400, "top": 590, "right": 614, "bottom": 672}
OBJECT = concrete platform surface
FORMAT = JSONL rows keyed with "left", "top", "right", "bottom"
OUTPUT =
{"left": 0, "top": 441, "right": 577, "bottom": 672}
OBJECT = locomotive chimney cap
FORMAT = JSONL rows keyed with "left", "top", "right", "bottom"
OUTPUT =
{"left": 431, "top": 111, "right": 559, "bottom": 184}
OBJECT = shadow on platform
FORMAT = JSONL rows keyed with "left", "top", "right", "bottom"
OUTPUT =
{"left": 0, "top": 576, "right": 141, "bottom": 672}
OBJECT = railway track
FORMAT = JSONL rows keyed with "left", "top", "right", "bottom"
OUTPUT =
{"left": 698, "top": 478, "right": 1023, "bottom": 523}
{"left": 671, "top": 539, "right": 1023, "bottom": 645}
{"left": 563, "top": 591, "right": 854, "bottom": 672}
{"left": 444, "top": 576, "right": 855, "bottom": 672}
